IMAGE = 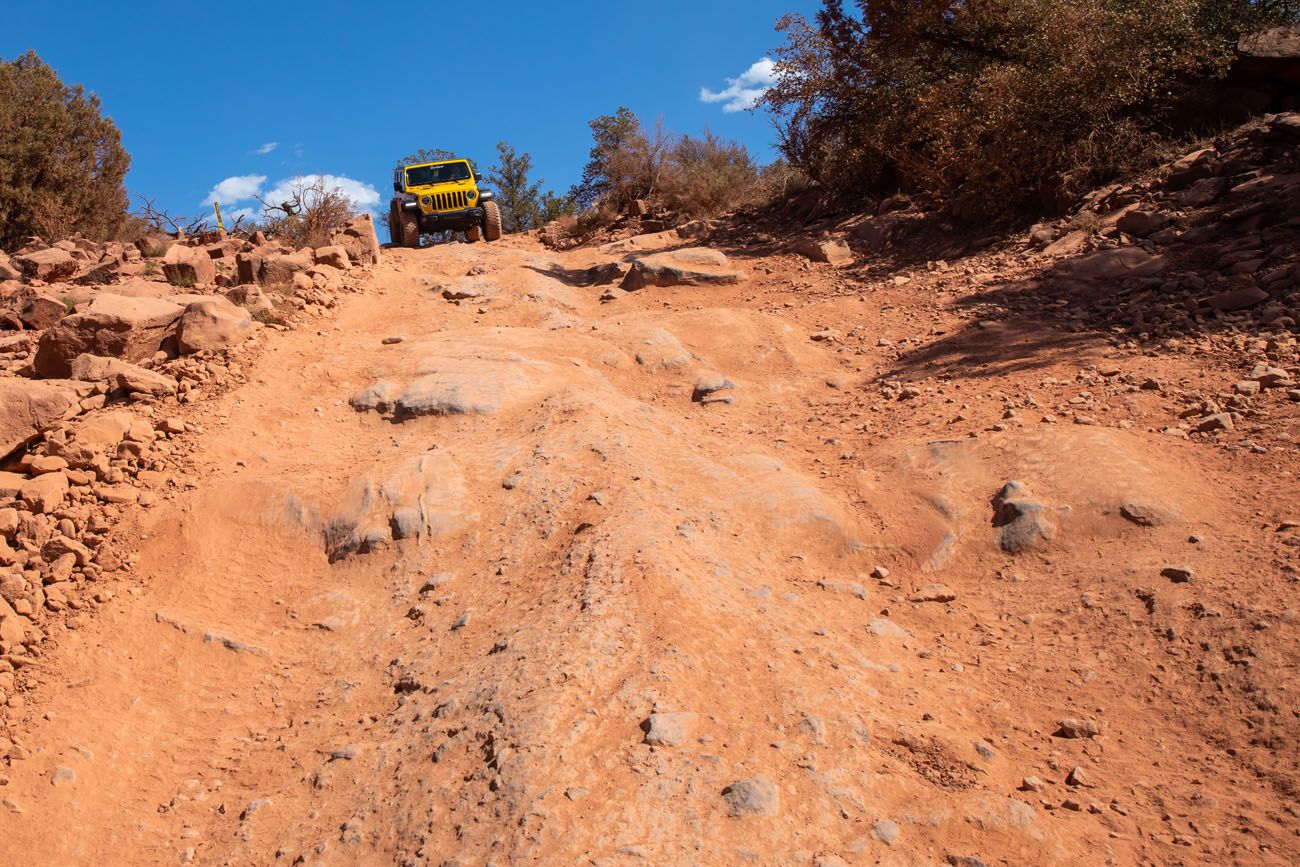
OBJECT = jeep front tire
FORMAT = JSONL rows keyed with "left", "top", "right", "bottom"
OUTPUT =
{"left": 400, "top": 209, "right": 420, "bottom": 248}
{"left": 465, "top": 225, "right": 482, "bottom": 243}
{"left": 483, "top": 200, "right": 502, "bottom": 242}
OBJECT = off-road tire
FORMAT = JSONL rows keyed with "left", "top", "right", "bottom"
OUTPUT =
{"left": 400, "top": 209, "right": 420, "bottom": 248}
{"left": 483, "top": 200, "right": 502, "bottom": 242}
{"left": 464, "top": 225, "right": 482, "bottom": 243}
{"left": 388, "top": 202, "right": 404, "bottom": 247}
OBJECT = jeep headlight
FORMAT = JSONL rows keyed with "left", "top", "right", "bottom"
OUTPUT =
{"left": 466, "top": 189, "right": 477, "bottom": 200}
{"left": 419, "top": 195, "right": 432, "bottom": 207}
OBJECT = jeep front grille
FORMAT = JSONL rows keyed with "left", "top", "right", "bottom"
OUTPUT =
{"left": 430, "top": 190, "right": 468, "bottom": 212}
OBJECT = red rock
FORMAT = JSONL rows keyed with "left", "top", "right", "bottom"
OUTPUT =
{"left": 793, "top": 238, "right": 854, "bottom": 266}
{"left": 161, "top": 245, "right": 217, "bottom": 286}
{"left": 313, "top": 246, "right": 352, "bottom": 270}
{"left": 0, "top": 251, "right": 20, "bottom": 281}
{"left": 0, "top": 378, "right": 81, "bottom": 456}
{"left": 330, "top": 215, "right": 382, "bottom": 266}
{"left": 18, "top": 290, "right": 70, "bottom": 329}
{"left": 33, "top": 293, "right": 185, "bottom": 378}
{"left": 20, "top": 471, "right": 69, "bottom": 513}
{"left": 620, "top": 248, "right": 744, "bottom": 290}
{"left": 14, "top": 247, "right": 79, "bottom": 282}
{"left": 174, "top": 298, "right": 253, "bottom": 354}
{"left": 69, "top": 354, "right": 178, "bottom": 395}
{"left": 1203, "top": 286, "right": 1269, "bottom": 311}
{"left": 259, "top": 252, "right": 313, "bottom": 286}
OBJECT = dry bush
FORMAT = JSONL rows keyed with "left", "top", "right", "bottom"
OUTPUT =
{"left": 660, "top": 130, "right": 760, "bottom": 218}
{"left": 764, "top": 0, "right": 1299, "bottom": 219}
{"left": 257, "top": 177, "right": 357, "bottom": 249}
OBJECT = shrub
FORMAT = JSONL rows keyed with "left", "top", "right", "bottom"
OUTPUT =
{"left": 763, "top": 0, "right": 1300, "bottom": 218}
{"left": 488, "top": 141, "right": 545, "bottom": 233}
{"left": 257, "top": 176, "right": 357, "bottom": 249}
{"left": 572, "top": 109, "right": 767, "bottom": 221}
{"left": 0, "top": 50, "right": 130, "bottom": 250}
{"left": 661, "top": 129, "right": 760, "bottom": 218}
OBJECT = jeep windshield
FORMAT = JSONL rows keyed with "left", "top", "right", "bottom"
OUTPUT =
{"left": 405, "top": 162, "right": 471, "bottom": 186}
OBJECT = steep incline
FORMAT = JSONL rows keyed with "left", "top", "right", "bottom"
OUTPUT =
{"left": 0, "top": 228, "right": 1296, "bottom": 866}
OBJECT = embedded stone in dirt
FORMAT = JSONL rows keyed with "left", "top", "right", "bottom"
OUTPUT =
{"left": 793, "top": 237, "right": 854, "bottom": 266}
{"left": 641, "top": 711, "right": 698, "bottom": 747}
{"left": 620, "top": 248, "right": 744, "bottom": 290}
{"left": 692, "top": 373, "right": 735, "bottom": 403}
{"left": 351, "top": 366, "right": 537, "bottom": 418}
{"left": 321, "top": 449, "right": 465, "bottom": 560}
{"left": 1054, "top": 718, "right": 1100, "bottom": 739}
{"left": 1119, "top": 502, "right": 1165, "bottom": 527}
{"left": 908, "top": 584, "right": 957, "bottom": 604}
{"left": 991, "top": 480, "right": 1059, "bottom": 553}
{"left": 722, "top": 775, "right": 780, "bottom": 817}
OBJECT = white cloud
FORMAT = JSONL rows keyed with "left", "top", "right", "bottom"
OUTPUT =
{"left": 203, "top": 173, "right": 381, "bottom": 216}
{"left": 253, "top": 141, "right": 279, "bottom": 155}
{"left": 202, "top": 174, "right": 267, "bottom": 206}
{"left": 700, "top": 57, "right": 776, "bottom": 113}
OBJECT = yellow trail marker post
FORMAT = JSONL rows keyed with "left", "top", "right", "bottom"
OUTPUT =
{"left": 213, "top": 202, "right": 225, "bottom": 232}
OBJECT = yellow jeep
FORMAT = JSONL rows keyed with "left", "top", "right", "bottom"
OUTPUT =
{"left": 389, "top": 158, "right": 502, "bottom": 247}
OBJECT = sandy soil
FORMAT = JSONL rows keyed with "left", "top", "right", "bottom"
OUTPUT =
{"left": 0, "top": 227, "right": 1297, "bottom": 867}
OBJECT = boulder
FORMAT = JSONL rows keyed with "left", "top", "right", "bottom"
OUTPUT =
{"left": 1236, "top": 25, "right": 1300, "bottom": 86}
{"left": 991, "top": 481, "right": 1060, "bottom": 553}
{"left": 14, "top": 247, "right": 79, "bottom": 282}
{"left": 174, "top": 297, "right": 253, "bottom": 354}
{"left": 313, "top": 245, "right": 352, "bottom": 270}
{"left": 234, "top": 250, "right": 264, "bottom": 285}
{"left": 1203, "top": 286, "right": 1269, "bottom": 311}
{"left": 69, "top": 353, "right": 178, "bottom": 396}
{"left": 20, "top": 471, "right": 69, "bottom": 514}
{"left": 1054, "top": 247, "right": 1168, "bottom": 281}
{"left": 1043, "top": 230, "right": 1088, "bottom": 257}
{"left": 1115, "top": 209, "right": 1173, "bottom": 237}
{"left": 620, "top": 248, "right": 744, "bottom": 290}
{"left": 722, "top": 775, "right": 780, "bottom": 817}
{"left": 793, "top": 237, "right": 854, "bottom": 266}
{"left": 0, "top": 378, "right": 81, "bottom": 457}
{"left": 161, "top": 244, "right": 217, "bottom": 286}
{"left": 0, "top": 251, "right": 20, "bottom": 281}
{"left": 259, "top": 252, "right": 313, "bottom": 286}
{"left": 18, "top": 290, "right": 70, "bottom": 330}
{"left": 1165, "top": 148, "right": 1217, "bottom": 190}
{"left": 33, "top": 293, "right": 185, "bottom": 378}
{"left": 330, "top": 215, "right": 382, "bottom": 266}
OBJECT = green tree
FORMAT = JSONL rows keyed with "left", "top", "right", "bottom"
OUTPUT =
{"left": 487, "top": 141, "right": 544, "bottom": 233}
{"left": 538, "top": 190, "right": 578, "bottom": 224}
{"left": 0, "top": 50, "right": 131, "bottom": 250}
{"left": 571, "top": 107, "right": 643, "bottom": 208}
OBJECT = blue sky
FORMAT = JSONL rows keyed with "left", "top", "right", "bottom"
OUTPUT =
{"left": 4, "top": 0, "right": 821, "bottom": 222}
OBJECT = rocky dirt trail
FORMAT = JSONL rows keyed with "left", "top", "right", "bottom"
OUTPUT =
{"left": 1, "top": 193, "right": 1298, "bottom": 866}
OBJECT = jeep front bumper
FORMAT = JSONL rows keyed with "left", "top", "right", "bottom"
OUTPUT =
{"left": 413, "top": 207, "right": 484, "bottom": 230}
